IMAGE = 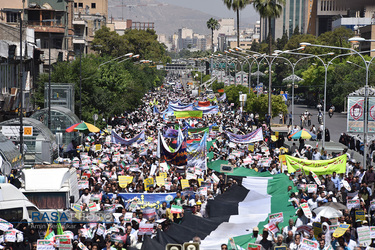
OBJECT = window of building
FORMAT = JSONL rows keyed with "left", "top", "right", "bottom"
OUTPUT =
{"left": 74, "top": 2, "right": 77, "bottom": 7}
{"left": 91, "top": 3, "right": 96, "bottom": 9}
{"left": 6, "top": 12, "right": 18, "bottom": 23}
{"left": 78, "top": 2, "right": 83, "bottom": 8}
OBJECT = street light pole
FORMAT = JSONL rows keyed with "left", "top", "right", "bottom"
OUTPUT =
{"left": 300, "top": 42, "right": 375, "bottom": 167}
{"left": 19, "top": 12, "right": 23, "bottom": 156}
{"left": 79, "top": 43, "right": 82, "bottom": 121}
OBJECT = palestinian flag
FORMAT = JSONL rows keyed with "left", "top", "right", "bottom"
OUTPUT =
{"left": 140, "top": 160, "right": 297, "bottom": 250}
{"left": 171, "top": 205, "right": 183, "bottom": 214}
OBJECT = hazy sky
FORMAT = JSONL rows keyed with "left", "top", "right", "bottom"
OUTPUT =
{"left": 157, "top": 0, "right": 260, "bottom": 25}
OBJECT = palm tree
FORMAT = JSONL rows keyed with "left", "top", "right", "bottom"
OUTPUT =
{"left": 223, "top": 0, "right": 251, "bottom": 48}
{"left": 206, "top": 18, "right": 220, "bottom": 51}
{"left": 253, "top": 0, "right": 285, "bottom": 55}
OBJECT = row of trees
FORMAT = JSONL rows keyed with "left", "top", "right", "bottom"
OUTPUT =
{"left": 224, "top": 85, "right": 288, "bottom": 119}
{"left": 34, "top": 28, "right": 167, "bottom": 127}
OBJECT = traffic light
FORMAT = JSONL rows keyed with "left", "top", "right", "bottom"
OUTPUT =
{"left": 165, "top": 243, "right": 182, "bottom": 250}
{"left": 183, "top": 242, "right": 200, "bottom": 250}
{"left": 205, "top": 61, "right": 209, "bottom": 75}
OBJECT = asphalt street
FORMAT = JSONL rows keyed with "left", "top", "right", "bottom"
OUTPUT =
{"left": 276, "top": 104, "right": 348, "bottom": 142}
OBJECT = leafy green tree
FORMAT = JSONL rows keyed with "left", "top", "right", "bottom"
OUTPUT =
{"left": 292, "top": 25, "right": 300, "bottom": 36}
{"left": 246, "top": 94, "right": 288, "bottom": 119}
{"left": 212, "top": 81, "right": 224, "bottom": 92}
{"left": 253, "top": 0, "right": 285, "bottom": 56}
{"left": 206, "top": 18, "right": 220, "bottom": 51}
{"left": 224, "top": 85, "right": 249, "bottom": 107}
{"left": 34, "top": 55, "right": 165, "bottom": 128}
{"left": 91, "top": 27, "right": 169, "bottom": 63}
{"left": 276, "top": 31, "right": 288, "bottom": 50}
{"left": 223, "top": 0, "right": 251, "bottom": 47}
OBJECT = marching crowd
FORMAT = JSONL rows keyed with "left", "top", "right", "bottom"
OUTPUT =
{"left": 1, "top": 82, "right": 375, "bottom": 250}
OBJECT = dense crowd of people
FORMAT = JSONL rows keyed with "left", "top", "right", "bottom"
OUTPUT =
{"left": 1, "top": 81, "right": 375, "bottom": 250}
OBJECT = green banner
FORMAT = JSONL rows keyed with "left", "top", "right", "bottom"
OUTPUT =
{"left": 174, "top": 111, "right": 203, "bottom": 119}
{"left": 285, "top": 154, "right": 347, "bottom": 175}
{"left": 188, "top": 127, "right": 210, "bottom": 134}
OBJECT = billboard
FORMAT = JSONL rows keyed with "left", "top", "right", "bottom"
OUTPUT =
{"left": 347, "top": 97, "right": 364, "bottom": 133}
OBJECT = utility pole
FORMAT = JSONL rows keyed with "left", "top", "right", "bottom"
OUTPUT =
{"left": 48, "top": 32, "right": 51, "bottom": 129}
{"left": 19, "top": 12, "right": 24, "bottom": 157}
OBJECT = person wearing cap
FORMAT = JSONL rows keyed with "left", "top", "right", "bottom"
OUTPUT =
{"left": 251, "top": 227, "right": 262, "bottom": 242}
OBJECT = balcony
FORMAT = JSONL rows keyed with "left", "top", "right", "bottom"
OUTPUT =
{"left": 73, "top": 36, "right": 86, "bottom": 44}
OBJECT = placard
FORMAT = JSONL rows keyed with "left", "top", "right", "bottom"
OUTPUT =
{"left": 347, "top": 199, "right": 360, "bottom": 209}
{"left": 357, "top": 226, "right": 371, "bottom": 246}
{"left": 307, "top": 184, "right": 317, "bottom": 193}
{"left": 370, "top": 200, "right": 375, "bottom": 211}
{"left": 138, "top": 222, "right": 154, "bottom": 235}
{"left": 311, "top": 171, "right": 321, "bottom": 186}
{"left": 269, "top": 212, "right": 283, "bottom": 224}
{"left": 265, "top": 223, "right": 279, "bottom": 234}
{"left": 301, "top": 203, "right": 312, "bottom": 218}
{"left": 78, "top": 180, "right": 89, "bottom": 190}
{"left": 181, "top": 179, "right": 190, "bottom": 190}
{"left": 144, "top": 178, "right": 154, "bottom": 191}
{"left": 356, "top": 210, "right": 365, "bottom": 221}
{"left": 333, "top": 224, "right": 350, "bottom": 238}
{"left": 156, "top": 176, "right": 165, "bottom": 186}
{"left": 125, "top": 212, "right": 133, "bottom": 223}
{"left": 313, "top": 222, "right": 322, "bottom": 238}
{"left": 159, "top": 172, "right": 168, "bottom": 179}
{"left": 198, "top": 187, "right": 207, "bottom": 197}
{"left": 4, "top": 230, "right": 16, "bottom": 242}
{"left": 0, "top": 218, "right": 13, "bottom": 231}
{"left": 370, "top": 227, "right": 375, "bottom": 239}
{"left": 248, "top": 243, "right": 262, "bottom": 250}
{"left": 300, "top": 238, "right": 318, "bottom": 250}
{"left": 96, "top": 224, "right": 106, "bottom": 236}
{"left": 37, "top": 240, "right": 55, "bottom": 250}
{"left": 118, "top": 176, "right": 133, "bottom": 188}
{"left": 88, "top": 203, "right": 98, "bottom": 212}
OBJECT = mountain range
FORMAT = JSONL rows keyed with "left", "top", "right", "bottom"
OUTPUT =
{"left": 108, "top": 0, "right": 253, "bottom": 37}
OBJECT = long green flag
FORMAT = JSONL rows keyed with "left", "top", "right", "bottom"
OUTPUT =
{"left": 285, "top": 154, "right": 347, "bottom": 175}
{"left": 174, "top": 111, "right": 203, "bottom": 119}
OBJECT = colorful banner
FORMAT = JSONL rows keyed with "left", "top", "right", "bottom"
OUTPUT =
{"left": 198, "top": 101, "right": 210, "bottom": 107}
{"left": 168, "top": 103, "right": 194, "bottom": 111}
{"left": 119, "top": 193, "right": 176, "bottom": 209}
{"left": 157, "top": 131, "right": 187, "bottom": 166}
{"left": 174, "top": 110, "right": 203, "bottom": 119}
{"left": 111, "top": 130, "right": 145, "bottom": 145}
{"left": 187, "top": 132, "right": 207, "bottom": 170}
{"left": 348, "top": 97, "right": 364, "bottom": 133}
{"left": 193, "top": 105, "right": 219, "bottom": 114}
{"left": 226, "top": 128, "right": 263, "bottom": 144}
{"left": 285, "top": 154, "right": 347, "bottom": 175}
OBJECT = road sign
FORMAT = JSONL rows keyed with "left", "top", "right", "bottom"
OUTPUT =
{"left": 2, "top": 126, "right": 33, "bottom": 137}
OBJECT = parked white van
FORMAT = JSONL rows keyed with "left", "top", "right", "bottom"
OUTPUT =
{"left": 0, "top": 183, "right": 40, "bottom": 222}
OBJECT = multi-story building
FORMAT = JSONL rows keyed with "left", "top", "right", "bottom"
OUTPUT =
{"left": 260, "top": 0, "right": 308, "bottom": 41}
{"left": 178, "top": 28, "right": 193, "bottom": 51}
{"left": 0, "top": 0, "right": 25, "bottom": 26}
{"left": 213, "top": 18, "right": 235, "bottom": 49}
{"left": 73, "top": 0, "right": 107, "bottom": 54}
